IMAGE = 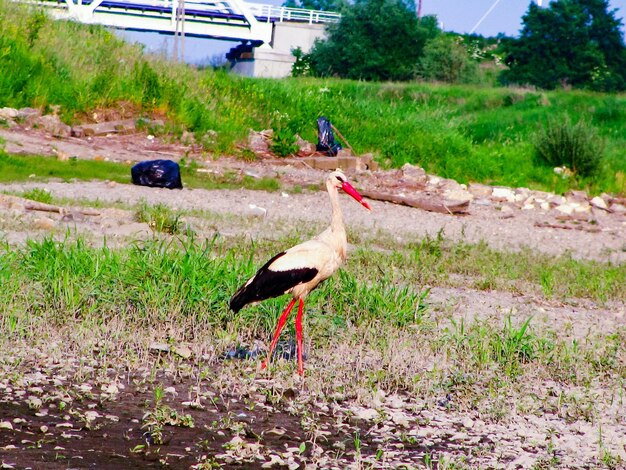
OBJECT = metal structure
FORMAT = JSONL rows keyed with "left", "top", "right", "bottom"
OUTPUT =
{"left": 20, "top": 0, "right": 340, "bottom": 46}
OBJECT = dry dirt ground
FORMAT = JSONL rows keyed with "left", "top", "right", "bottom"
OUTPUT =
{"left": 0, "top": 126, "right": 625, "bottom": 469}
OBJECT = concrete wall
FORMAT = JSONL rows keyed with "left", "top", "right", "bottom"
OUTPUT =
{"left": 231, "top": 22, "right": 327, "bottom": 78}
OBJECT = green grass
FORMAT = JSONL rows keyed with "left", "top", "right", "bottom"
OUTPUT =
{"left": 1, "top": 0, "right": 625, "bottom": 195}
{"left": 0, "top": 151, "right": 281, "bottom": 190}
{"left": 134, "top": 201, "right": 186, "bottom": 234}
{"left": 351, "top": 233, "right": 626, "bottom": 303}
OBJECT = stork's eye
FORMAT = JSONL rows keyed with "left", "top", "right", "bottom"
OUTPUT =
{"left": 335, "top": 175, "right": 345, "bottom": 183}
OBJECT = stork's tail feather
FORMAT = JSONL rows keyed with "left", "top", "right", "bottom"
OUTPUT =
{"left": 229, "top": 286, "right": 249, "bottom": 313}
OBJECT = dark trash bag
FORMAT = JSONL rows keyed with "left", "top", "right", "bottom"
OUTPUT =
{"left": 316, "top": 116, "right": 342, "bottom": 157}
{"left": 131, "top": 159, "right": 183, "bottom": 189}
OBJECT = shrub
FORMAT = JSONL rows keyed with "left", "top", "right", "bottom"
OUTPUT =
{"left": 270, "top": 112, "right": 298, "bottom": 157}
{"left": 418, "top": 35, "right": 479, "bottom": 84}
{"left": 533, "top": 116, "right": 604, "bottom": 177}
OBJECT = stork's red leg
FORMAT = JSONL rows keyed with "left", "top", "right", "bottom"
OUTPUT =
{"left": 261, "top": 298, "right": 296, "bottom": 370}
{"left": 295, "top": 299, "right": 305, "bottom": 376}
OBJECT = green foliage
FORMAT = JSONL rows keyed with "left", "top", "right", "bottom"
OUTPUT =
{"left": 500, "top": 0, "right": 626, "bottom": 91}
{"left": 20, "top": 187, "right": 53, "bottom": 204}
{"left": 134, "top": 201, "right": 185, "bottom": 234}
{"left": 134, "top": 62, "right": 162, "bottom": 110}
{"left": 142, "top": 384, "right": 194, "bottom": 446}
{"left": 290, "top": 47, "right": 312, "bottom": 78}
{"left": 282, "top": 0, "right": 348, "bottom": 11}
{"left": 307, "top": 0, "right": 439, "bottom": 80}
{"left": 418, "top": 35, "right": 479, "bottom": 83}
{"left": 533, "top": 116, "right": 604, "bottom": 177}
{"left": 270, "top": 112, "right": 299, "bottom": 157}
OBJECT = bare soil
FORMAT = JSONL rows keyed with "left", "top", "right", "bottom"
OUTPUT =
{"left": 0, "top": 126, "right": 625, "bottom": 469}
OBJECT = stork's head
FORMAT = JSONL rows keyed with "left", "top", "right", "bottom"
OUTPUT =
{"left": 328, "top": 169, "right": 371, "bottom": 211}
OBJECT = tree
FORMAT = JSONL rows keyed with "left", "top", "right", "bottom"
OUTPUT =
{"left": 500, "top": 0, "right": 626, "bottom": 91}
{"left": 282, "top": 0, "right": 348, "bottom": 12}
{"left": 305, "top": 0, "right": 439, "bottom": 81}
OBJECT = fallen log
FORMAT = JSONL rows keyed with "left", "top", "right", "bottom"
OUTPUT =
{"left": 23, "top": 201, "right": 100, "bottom": 216}
{"left": 359, "top": 189, "right": 470, "bottom": 214}
{"left": 0, "top": 194, "right": 100, "bottom": 216}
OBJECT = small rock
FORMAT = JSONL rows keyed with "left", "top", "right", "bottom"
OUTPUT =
{"left": 36, "top": 115, "right": 71, "bottom": 137}
{"left": 590, "top": 196, "right": 608, "bottom": 210}
{"left": 610, "top": 203, "right": 626, "bottom": 214}
{"left": 386, "top": 395, "right": 404, "bottom": 409}
{"left": 0, "top": 107, "right": 19, "bottom": 120}
{"left": 71, "top": 126, "right": 85, "bottom": 138}
{"left": 555, "top": 204, "right": 574, "bottom": 215}
{"left": 26, "top": 396, "right": 43, "bottom": 410}
{"left": 17, "top": 107, "right": 41, "bottom": 123}
{"left": 248, "top": 204, "right": 267, "bottom": 217}
{"left": 149, "top": 342, "right": 170, "bottom": 353}
{"left": 40, "top": 425, "right": 48, "bottom": 433}
{"left": 0, "top": 421, "right": 14, "bottom": 430}
{"left": 84, "top": 411, "right": 100, "bottom": 422}
{"left": 351, "top": 407, "right": 378, "bottom": 421}
{"left": 467, "top": 183, "right": 492, "bottom": 197}
{"left": 565, "top": 189, "right": 588, "bottom": 202}
{"left": 102, "top": 384, "right": 119, "bottom": 395}
{"left": 173, "top": 345, "right": 192, "bottom": 359}
{"left": 444, "top": 189, "right": 474, "bottom": 203}
{"left": 34, "top": 217, "right": 56, "bottom": 230}
{"left": 492, "top": 187, "right": 516, "bottom": 202}
{"left": 401, "top": 163, "right": 428, "bottom": 187}
{"left": 461, "top": 417, "right": 474, "bottom": 429}
{"left": 164, "top": 386, "right": 177, "bottom": 396}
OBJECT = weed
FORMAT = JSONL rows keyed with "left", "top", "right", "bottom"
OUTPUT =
{"left": 142, "top": 384, "right": 194, "bottom": 446}
{"left": 134, "top": 201, "right": 184, "bottom": 234}
{"left": 20, "top": 187, "right": 53, "bottom": 204}
{"left": 533, "top": 116, "right": 604, "bottom": 177}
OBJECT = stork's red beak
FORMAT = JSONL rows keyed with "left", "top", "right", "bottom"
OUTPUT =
{"left": 341, "top": 181, "right": 371, "bottom": 211}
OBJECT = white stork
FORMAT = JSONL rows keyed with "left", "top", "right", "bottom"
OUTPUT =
{"left": 229, "top": 169, "right": 371, "bottom": 376}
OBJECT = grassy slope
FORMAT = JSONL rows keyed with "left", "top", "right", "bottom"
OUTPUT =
{"left": 0, "top": 0, "right": 625, "bottom": 195}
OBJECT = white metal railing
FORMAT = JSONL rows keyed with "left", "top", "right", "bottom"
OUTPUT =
{"left": 27, "top": 0, "right": 340, "bottom": 23}
{"left": 245, "top": 3, "right": 340, "bottom": 24}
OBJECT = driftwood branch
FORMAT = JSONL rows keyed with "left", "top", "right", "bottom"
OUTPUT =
{"left": 23, "top": 201, "right": 100, "bottom": 216}
{"left": 0, "top": 195, "right": 100, "bottom": 216}
{"left": 360, "top": 189, "right": 470, "bottom": 215}
{"left": 534, "top": 222, "right": 600, "bottom": 233}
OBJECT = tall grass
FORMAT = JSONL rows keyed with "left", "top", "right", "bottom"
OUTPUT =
{"left": 351, "top": 234, "right": 626, "bottom": 303}
{"left": 1, "top": 0, "right": 625, "bottom": 194}
{"left": 0, "top": 236, "right": 428, "bottom": 340}
{"left": 0, "top": 236, "right": 623, "bottom": 410}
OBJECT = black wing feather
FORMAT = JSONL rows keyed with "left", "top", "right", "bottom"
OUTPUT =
{"left": 229, "top": 251, "right": 318, "bottom": 313}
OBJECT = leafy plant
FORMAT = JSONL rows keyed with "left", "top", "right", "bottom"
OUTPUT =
{"left": 142, "top": 384, "right": 194, "bottom": 446}
{"left": 533, "top": 116, "right": 604, "bottom": 177}
{"left": 21, "top": 187, "right": 53, "bottom": 204}
{"left": 135, "top": 201, "right": 184, "bottom": 234}
{"left": 270, "top": 112, "right": 298, "bottom": 157}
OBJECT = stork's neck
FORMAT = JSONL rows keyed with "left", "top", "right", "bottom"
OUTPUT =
{"left": 326, "top": 180, "right": 345, "bottom": 233}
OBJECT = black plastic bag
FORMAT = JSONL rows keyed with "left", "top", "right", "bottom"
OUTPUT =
{"left": 131, "top": 159, "right": 183, "bottom": 189}
{"left": 316, "top": 116, "right": 342, "bottom": 157}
